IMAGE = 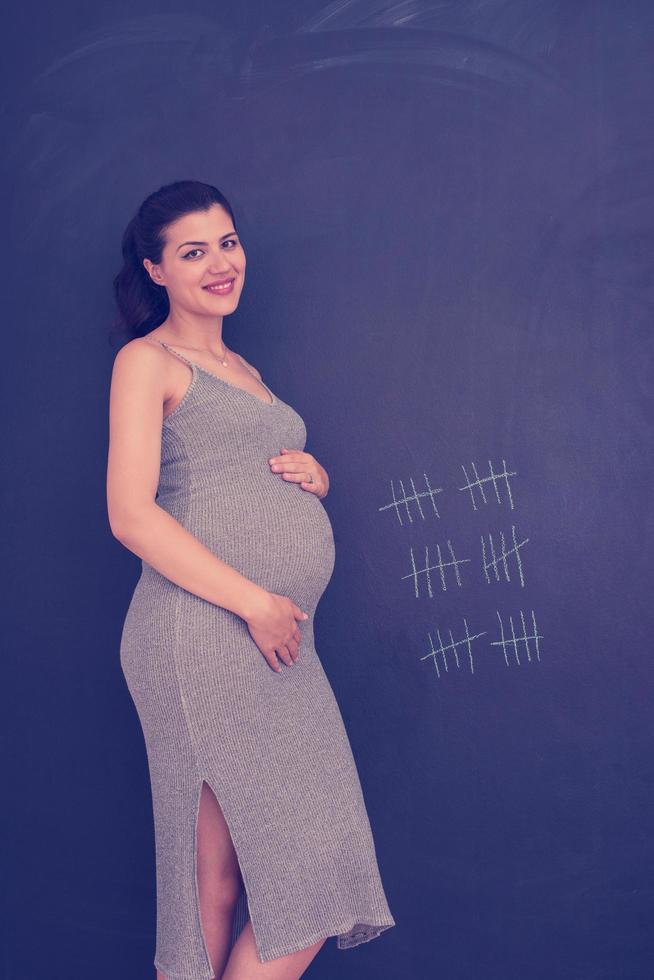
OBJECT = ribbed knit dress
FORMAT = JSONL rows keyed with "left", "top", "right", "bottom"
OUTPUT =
{"left": 119, "top": 340, "right": 395, "bottom": 979}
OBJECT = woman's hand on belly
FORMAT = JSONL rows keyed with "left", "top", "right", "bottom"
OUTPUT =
{"left": 244, "top": 591, "right": 310, "bottom": 673}
{"left": 268, "top": 447, "right": 330, "bottom": 499}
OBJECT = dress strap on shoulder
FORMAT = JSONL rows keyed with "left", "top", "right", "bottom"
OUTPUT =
{"left": 157, "top": 340, "right": 195, "bottom": 369}
{"left": 233, "top": 351, "right": 258, "bottom": 380}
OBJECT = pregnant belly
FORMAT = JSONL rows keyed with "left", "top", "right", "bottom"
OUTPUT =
{"left": 161, "top": 477, "right": 336, "bottom": 608}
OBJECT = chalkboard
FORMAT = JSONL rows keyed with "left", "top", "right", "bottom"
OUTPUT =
{"left": 4, "top": 3, "right": 653, "bottom": 979}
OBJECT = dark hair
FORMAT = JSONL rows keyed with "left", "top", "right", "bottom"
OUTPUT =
{"left": 110, "top": 180, "right": 238, "bottom": 342}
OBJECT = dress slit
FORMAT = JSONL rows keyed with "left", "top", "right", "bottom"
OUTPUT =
{"left": 192, "top": 779, "right": 217, "bottom": 980}
{"left": 198, "top": 774, "right": 259, "bottom": 965}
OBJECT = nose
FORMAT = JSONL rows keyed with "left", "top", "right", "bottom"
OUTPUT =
{"left": 207, "top": 245, "right": 234, "bottom": 274}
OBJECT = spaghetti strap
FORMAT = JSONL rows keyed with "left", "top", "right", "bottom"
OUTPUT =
{"left": 233, "top": 351, "right": 261, "bottom": 382}
{"left": 157, "top": 339, "right": 196, "bottom": 369}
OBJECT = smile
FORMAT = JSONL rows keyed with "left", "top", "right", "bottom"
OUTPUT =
{"left": 203, "top": 279, "right": 235, "bottom": 294}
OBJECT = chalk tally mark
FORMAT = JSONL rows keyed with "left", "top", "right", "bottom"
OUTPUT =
{"left": 490, "top": 609, "right": 543, "bottom": 666}
{"left": 402, "top": 540, "right": 471, "bottom": 597}
{"left": 459, "top": 458, "right": 517, "bottom": 511}
{"left": 481, "top": 524, "right": 529, "bottom": 587}
{"left": 377, "top": 473, "right": 444, "bottom": 525}
{"left": 420, "top": 618, "right": 487, "bottom": 678}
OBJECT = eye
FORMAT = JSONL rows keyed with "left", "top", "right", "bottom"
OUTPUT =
{"left": 182, "top": 238, "right": 239, "bottom": 259}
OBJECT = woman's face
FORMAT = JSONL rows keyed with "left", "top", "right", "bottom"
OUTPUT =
{"left": 144, "top": 203, "right": 246, "bottom": 317}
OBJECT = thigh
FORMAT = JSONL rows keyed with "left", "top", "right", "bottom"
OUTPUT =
{"left": 197, "top": 780, "right": 242, "bottom": 905}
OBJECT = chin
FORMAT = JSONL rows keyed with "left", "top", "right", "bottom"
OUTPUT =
{"left": 199, "top": 293, "right": 241, "bottom": 310}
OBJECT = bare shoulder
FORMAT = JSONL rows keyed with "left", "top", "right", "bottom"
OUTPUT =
{"left": 109, "top": 336, "right": 173, "bottom": 412}
{"left": 112, "top": 335, "right": 168, "bottom": 374}
{"left": 234, "top": 350, "right": 262, "bottom": 380}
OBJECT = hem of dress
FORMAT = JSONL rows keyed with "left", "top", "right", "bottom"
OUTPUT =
{"left": 256, "top": 916, "right": 396, "bottom": 963}
{"left": 153, "top": 918, "right": 396, "bottom": 974}
{"left": 154, "top": 959, "right": 215, "bottom": 980}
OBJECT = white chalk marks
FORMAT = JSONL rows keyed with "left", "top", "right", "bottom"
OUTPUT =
{"left": 403, "top": 524, "right": 530, "bottom": 596}
{"left": 459, "top": 459, "right": 517, "bottom": 511}
{"left": 377, "top": 459, "right": 517, "bottom": 525}
{"left": 377, "top": 473, "right": 444, "bottom": 525}
{"left": 420, "top": 610, "right": 542, "bottom": 679}
{"left": 420, "top": 618, "right": 487, "bottom": 678}
{"left": 401, "top": 541, "right": 470, "bottom": 597}
{"left": 491, "top": 609, "right": 543, "bottom": 666}
{"left": 376, "top": 455, "right": 545, "bottom": 682}
{"left": 481, "top": 525, "right": 529, "bottom": 587}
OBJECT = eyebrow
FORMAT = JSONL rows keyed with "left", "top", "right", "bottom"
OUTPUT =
{"left": 176, "top": 231, "right": 238, "bottom": 252}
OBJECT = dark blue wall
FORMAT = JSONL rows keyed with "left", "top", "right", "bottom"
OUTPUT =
{"left": 4, "top": 3, "right": 653, "bottom": 978}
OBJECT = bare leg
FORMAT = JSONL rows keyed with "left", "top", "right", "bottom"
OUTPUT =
{"left": 155, "top": 779, "right": 328, "bottom": 980}
{"left": 157, "top": 779, "right": 244, "bottom": 980}
{"left": 221, "top": 921, "right": 327, "bottom": 980}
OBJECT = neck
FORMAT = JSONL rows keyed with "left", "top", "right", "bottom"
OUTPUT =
{"left": 161, "top": 311, "right": 226, "bottom": 353}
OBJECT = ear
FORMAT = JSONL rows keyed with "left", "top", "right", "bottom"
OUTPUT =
{"left": 143, "top": 257, "right": 165, "bottom": 287}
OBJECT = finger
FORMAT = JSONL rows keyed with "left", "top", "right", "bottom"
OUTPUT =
{"left": 281, "top": 471, "right": 311, "bottom": 483}
{"left": 285, "top": 641, "right": 300, "bottom": 662}
{"left": 275, "top": 645, "right": 294, "bottom": 667}
{"left": 269, "top": 462, "right": 308, "bottom": 473}
{"left": 269, "top": 453, "right": 307, "bottom": 466}
{"left": 275, "top": 468, "right": 319, "bottom": 487}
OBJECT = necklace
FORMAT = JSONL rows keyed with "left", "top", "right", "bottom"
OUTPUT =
{"left": 165, "top": 339, "right": 229, "bottom": 367}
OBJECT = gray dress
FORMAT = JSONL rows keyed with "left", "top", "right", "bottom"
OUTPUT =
{"left": 119, "top": 340, "right": 395, "bottom": 978}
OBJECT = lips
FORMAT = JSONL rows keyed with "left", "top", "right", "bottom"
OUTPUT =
{"left": 203, "top": 278, "right": 235, "bottom": 294}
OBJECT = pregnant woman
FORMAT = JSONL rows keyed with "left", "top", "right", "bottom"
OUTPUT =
{"left": 106, "top": 180, "right": 395, "bottom": 980}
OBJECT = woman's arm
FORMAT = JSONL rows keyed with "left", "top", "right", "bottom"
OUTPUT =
{"left": 106, "top": 340, "right": 267, "bottom": 621}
